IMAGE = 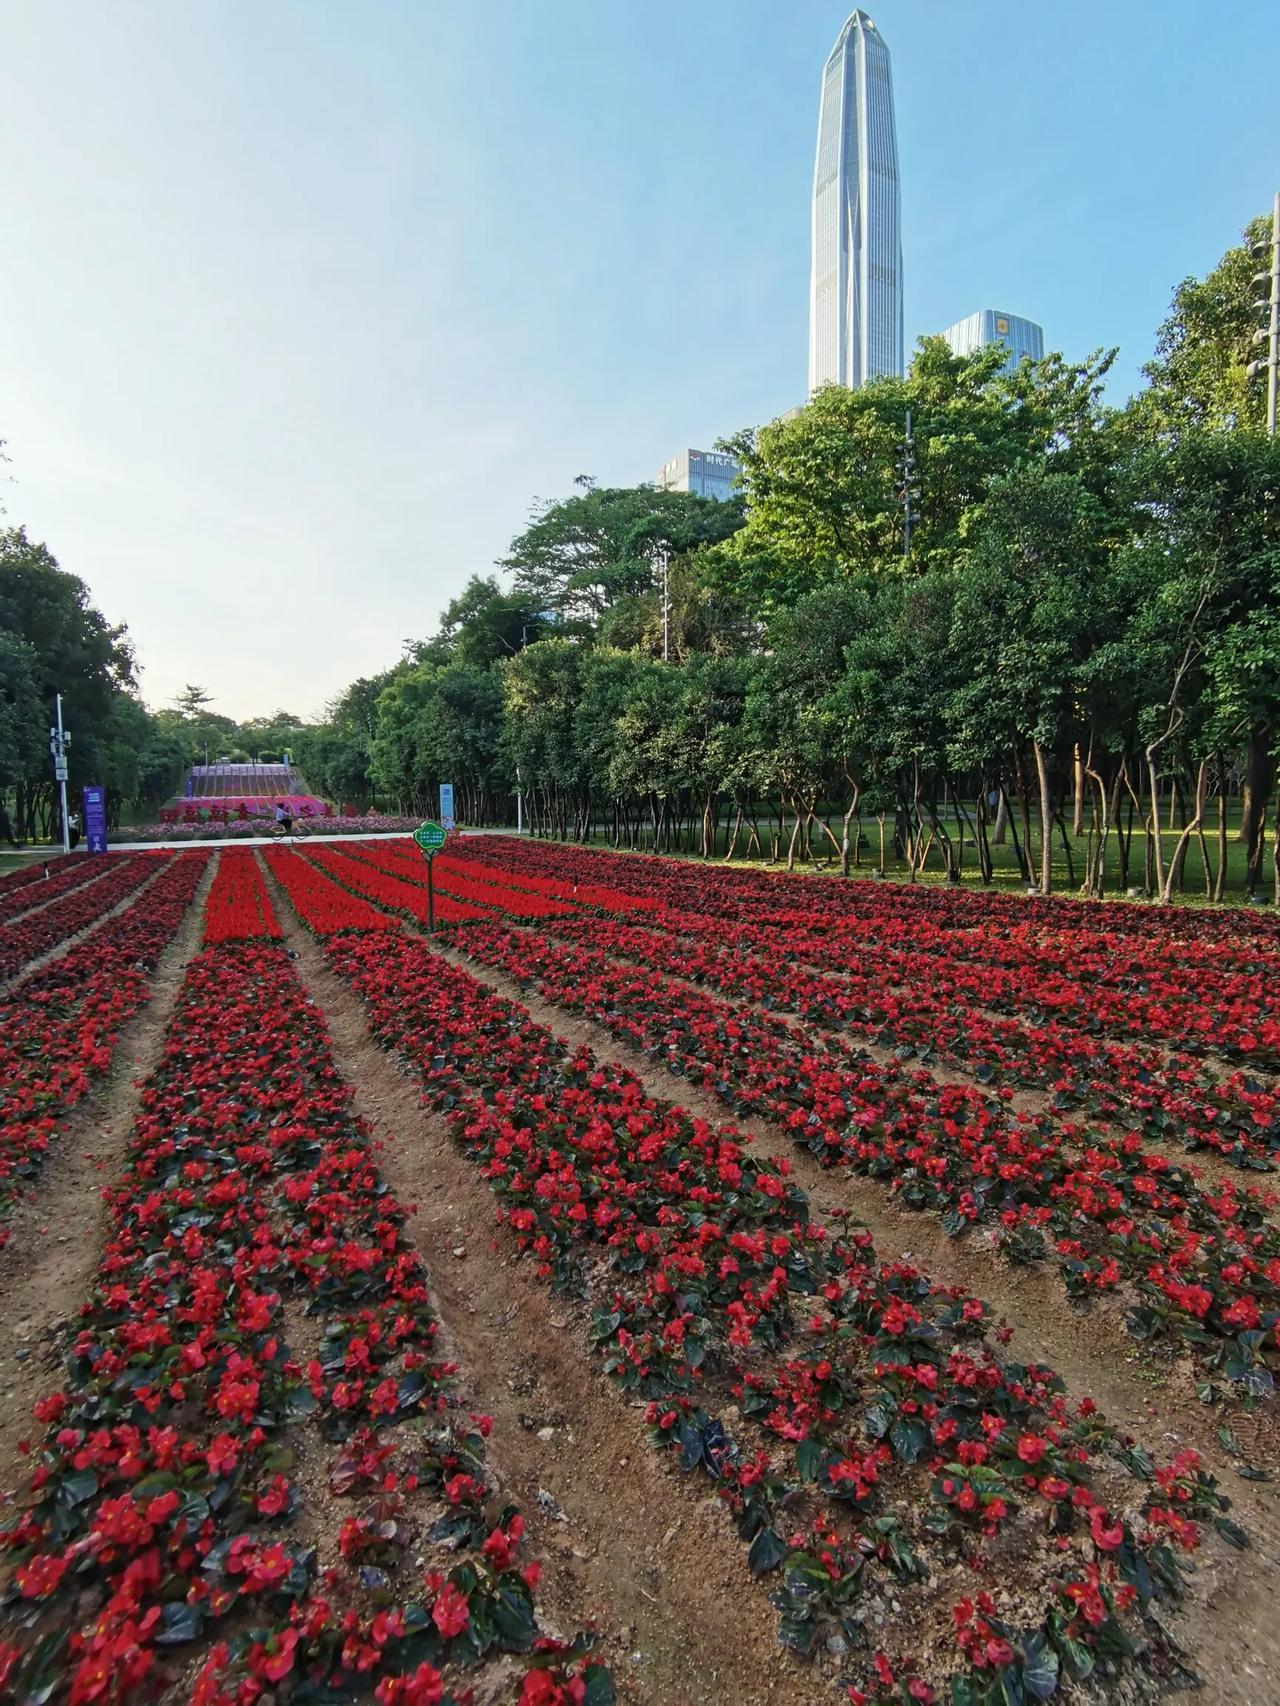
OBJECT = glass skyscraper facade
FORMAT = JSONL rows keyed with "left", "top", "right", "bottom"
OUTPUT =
{"left": 809, "top": 11, "right": 903, "bottom": 394}
{"left": 655, "top": 448, "right": 741, "bottom": 502}
{"left": 942, "top": 309, "right": 1045, "bottom": 374}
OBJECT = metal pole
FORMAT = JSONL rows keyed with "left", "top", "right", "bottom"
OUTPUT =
{"left": 662, "top": 551, "right": 670, "bottom": 662}
{"left": 55, "top": 694, "right": 69, "bottom": 855}
{"left": 516, "top": 763, "right": 523, "bottom": 834}
{"left": 426, "top": 855, "right": 435, "bottom": 934}
{"left": 1269, "top": 191, "right": 1279, "bottom": 439}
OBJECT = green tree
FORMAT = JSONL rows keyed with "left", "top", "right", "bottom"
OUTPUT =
{"left": 503, "top": 481, "right": 744, "bottom": 628}
{"left": 1140, "top": 210, "right": 1274, "bottom": 435}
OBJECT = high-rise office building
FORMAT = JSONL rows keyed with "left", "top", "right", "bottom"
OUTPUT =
{"left": 655, "top": 448, "right": 741, "bottom": 502}
{"left": 809, "top": 11, "right": 903, "bottom": 394}
{"left": 942, "top": 309, "right": 1044, "bottom": 373}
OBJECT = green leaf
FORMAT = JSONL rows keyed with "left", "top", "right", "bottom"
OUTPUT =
{"left": 747, "top": 1527, "right": 786, "bottom": 1574}
{"left": 155, "top": 1602, "right": 204, "bottom": 1645}
{"left": 1214, "top": 1515, "right": 1249, "bottom": 1550}
{"left": 1021, "top": 1630, "right": 1060, "bottom": 1701}
{"left": 581, "top": 1664, "right": 617, "bottom": 1706}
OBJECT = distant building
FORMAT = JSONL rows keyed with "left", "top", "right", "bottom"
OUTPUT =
{"left": 942, "top": 309, "right": 1044, "bottom": 374}
{"left": 809, "top": 11, "right": 904, "bottom": 393}
{"left": 656, "top": 448, "right": 741, "bottom": 502}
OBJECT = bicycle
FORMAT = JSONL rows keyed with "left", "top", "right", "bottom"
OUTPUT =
{"left": 265, "top": 816, "right": 312, "bottom": 840}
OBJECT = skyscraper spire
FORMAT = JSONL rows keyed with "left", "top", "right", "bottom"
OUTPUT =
{"left": 808, "top": 11, "right": 904, "bottom": 392}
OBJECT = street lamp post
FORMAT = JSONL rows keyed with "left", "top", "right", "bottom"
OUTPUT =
{"left": 1248, "top": 191, "right": 1280, "bottom": 438}
{"left": 49, "top": 695, "right": 71, "bottom": 855}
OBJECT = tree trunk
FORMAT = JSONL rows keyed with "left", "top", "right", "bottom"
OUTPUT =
{"left": 1241, "top": 734, "right": 1272, "bottom": 892}
{"left": 1160, "top": 759, "right": 1207, "bottom": 904}
{"left": 1032, "top": 740, "right": 1053, "bottom": 895}
{"left": 1145, "top": 752, "right": 1168, "bottom": 901}
{"left": 1072, "top": 744, "right": 1084, "bottom": 838}
{"left": 991, "top": 787, "right": 1008, "bottom": 846}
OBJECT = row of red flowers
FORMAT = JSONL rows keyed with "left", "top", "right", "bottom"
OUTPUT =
{"left": 202, "top": 852, "right": 282, "bottom": 944}
{"left": 330, "top": 840, "right": 579, "bottom": 923}
{"left": 441, "top": 835, "right": 1280, "bottom": 948}
{"left": 546, "top": 910, "right": 1280, "bottom": 1169}
{"left": 448, "top": 921, "right": 1280, "bottom": 1395}
{"left": 0, "top": 852, "right": 209, "bottom": 1244}
{"left": 0, "top": 853, "right": 78, "bottom": 900}
{"left": 450, "top": 837, "right": 1280, "bottom": 1069}
{"left": 0, "top": 855, "right": 116, "bottom": 929}
{"left": 0, "top": 855, "right": 163, "bottom": 982}
{"left": 308, "top": 917, "right": 1232, "bottom": 1704}
{"left": 263, "top": 846, "right": 399, "bottom": 937}
{"left": 298, "top": 844, "right": 495, "bottom": 927}
{"left": 357, "top": 838, "right": 657, "bottom": 921}
{"left": 0, "top": 878, "right": 612, "bottom": 1705}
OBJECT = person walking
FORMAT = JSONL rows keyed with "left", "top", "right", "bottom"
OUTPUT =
{"left": 67, "top": 809, "right": 81, "bottom": 851}
{"left": 0, "top": 802, "right": 17, "bottom": 849}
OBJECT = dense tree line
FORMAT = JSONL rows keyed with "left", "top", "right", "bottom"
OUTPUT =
{"left": 303, "top": 210, "right": 1280, "bottom": 900}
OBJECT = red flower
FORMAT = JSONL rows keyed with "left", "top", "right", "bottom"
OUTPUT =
{"left": 431, "top": 1581, "right": 470, "bottom": 1638}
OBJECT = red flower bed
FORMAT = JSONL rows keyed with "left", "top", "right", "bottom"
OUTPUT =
{"left": 0, "top": 855, "right": 78, "bottom": 899}
{"left": 0, "top": 855, "right": 161, "bottom": 981}
{"left": 0, "top": 915, "right": 611, "bottom": 1704}
{"left": 546, "top": 911, "right": 1280, "bottom": 1168}
{"left": 263, "top": 846, "right": 399, "bottom": 936}
{"left": 203, "top": 851, "right": 282, "bottom": 944}
{"left": 0, "top": 855, "right": 112, "bottom": 927}
{"left": 314, "top": 924, "right": 1231, "bottom": 1705}
{"left": 299, "top": 845, "right": 494, "bottom": 927}
{"left": 449, "top": 921, "right": 1280, "bottom": 1395}
{"left": 0, "top": 853, "right": 209, "bottom": 1242}
{"left": 333, "top": 840, "right": 579, "bottom": 922}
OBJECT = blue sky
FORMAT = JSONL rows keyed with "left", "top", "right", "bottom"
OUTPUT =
{"left": 1, "top": 0, "right": 1274, "bottom": 719}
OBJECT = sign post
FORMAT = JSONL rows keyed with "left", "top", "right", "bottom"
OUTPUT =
{"left": 82, "top": 785, "right": 108, "bottom": 854}
{"left": 413, "top": 819, "right": 446, "bottom": 934}
{"left": 439, "top": 782, "right": 455, "bottom": 833}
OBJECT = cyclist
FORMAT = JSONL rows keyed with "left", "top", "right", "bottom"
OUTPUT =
{"left": 273, "top": 800, "right": 295, "bottom": 838}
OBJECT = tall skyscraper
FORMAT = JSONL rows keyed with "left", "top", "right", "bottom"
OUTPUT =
{"left": 943, "top": 309, "right": 1044, "bottom": 373}
{"left": 809, "top": 11, "right": 903, "bottom": 394}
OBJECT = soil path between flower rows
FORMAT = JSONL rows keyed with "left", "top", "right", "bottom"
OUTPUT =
{"left": 1, "top": 852, "right": 172, "bottom": 995}
{"left": 430, "top": 935, "right": 1280, "bottom": 1706}
{"left": 0, "top": 852, "right": 220, "bottom": 1480}
{"left": 257, "top": 874, "right": 817, "bottom": 1706}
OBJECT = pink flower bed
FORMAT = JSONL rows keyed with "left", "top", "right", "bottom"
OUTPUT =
{"left": 159, "top": 795, "right": 330, "bottom": 824}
